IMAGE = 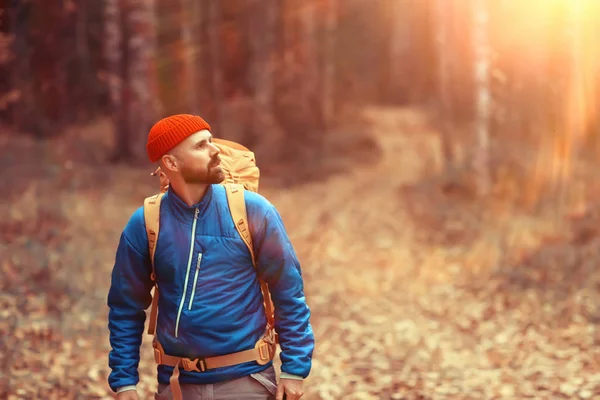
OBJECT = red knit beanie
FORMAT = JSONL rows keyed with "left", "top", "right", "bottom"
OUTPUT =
{"left": 146, "top": 114, "right": 212, "bottom": 162}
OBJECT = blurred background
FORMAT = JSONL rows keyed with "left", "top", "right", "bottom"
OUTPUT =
{"left": 2, "top": 0, "right": 600, "bottom": 399}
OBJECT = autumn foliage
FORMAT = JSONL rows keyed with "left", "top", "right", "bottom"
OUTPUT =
{"left": 3, "top": 1, "right": 600, "bottom": 399}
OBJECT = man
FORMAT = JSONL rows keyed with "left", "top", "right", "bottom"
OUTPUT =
{"left": 107, "top": 114, "right": 314, "bottom": 400}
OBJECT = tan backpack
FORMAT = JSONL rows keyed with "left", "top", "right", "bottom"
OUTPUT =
{"left": 142, "top": 139, "right": 277, "bottom": 391}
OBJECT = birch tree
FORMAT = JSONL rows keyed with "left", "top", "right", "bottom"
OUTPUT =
{"left": 472, "top": 0, "right": 491, "bottom": 196}
{"left": 559, "top": 0, "right": 586, "bottom": 213}
{"left": 434, "top": 0, "right": 455, "bottom": 171}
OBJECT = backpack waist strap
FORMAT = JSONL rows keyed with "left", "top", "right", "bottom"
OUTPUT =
{"left": 153, "top": 328, "right": 277, "bottom": 400}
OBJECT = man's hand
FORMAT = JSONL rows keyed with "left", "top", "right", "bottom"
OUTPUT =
{"left": 116, "top": 390, "right": 139, "bottom": 400}
{"left": 276, "top": 378, "right": 303, "bottom": 400}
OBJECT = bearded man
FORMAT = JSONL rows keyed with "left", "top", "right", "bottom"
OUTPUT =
{"left": 107, "top": 114, "right": 314, "bottom": 400}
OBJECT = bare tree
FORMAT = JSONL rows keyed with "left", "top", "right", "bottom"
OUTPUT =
{"left": 181, "top": 0, "right": 200, "bottom": 114}
{"left": 300, "top": 0, "right": 326, "bottom": 157}
{"left": 434, "top": 0, "right": 455, "bottom": 171}
{"left": 129, "top": 0, "right": 156, "bottom": 154}
{"left": 105, "top": 0, "right": 155, "bottom": 161}
{"left": 300, "top": 1, "right": 317, "bottom": 93}
{"left": 388, "top": 0, "right": 413, "bottom": 103}
{"left": 247, "top": 0, "right": 276, "bottom": 145}
{"left": 207, "top": 0, "right": 224, "bottom": 135}
{"left": 105, "top": 0, "right": 133, "bottom": 162}
{"left": 322, "top": 0, "right": 336, "bottom": 128}
{"left": 155, "top": 0, "right": 183, "bottom": 116}
{"left": 558, "top": 0, "right": 586, "bottom": 213}
{"left": 472, "top": 0, "right": 491, "bottom": 196}
{"left": 7, "top": 1, "right": 48, "bottom": 136}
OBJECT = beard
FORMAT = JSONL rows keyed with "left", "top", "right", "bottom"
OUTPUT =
{"left": 180, "top": 156, "right": 225, "bottom": 185}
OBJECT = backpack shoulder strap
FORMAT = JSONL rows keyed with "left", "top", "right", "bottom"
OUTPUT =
{"left": 224, "top": 184, "right": 275, "bottom": 329}
{"left": 143, "top": 192, "right": 165, "bottom": 336}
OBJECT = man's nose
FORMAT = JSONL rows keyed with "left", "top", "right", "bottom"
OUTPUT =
{"left": 209, "top": 142, "right": 221, "bottom": 155}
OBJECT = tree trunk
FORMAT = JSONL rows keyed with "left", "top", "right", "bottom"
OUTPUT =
{"left": 156, "top": 0, "right": 185, "bottom": 116}
{"left": 53, "top": 4, "right": 69, "bottom": 128}
{"left": 435, "top": 0, "right": 455, "bottom": 171}
{"left": 127, "top": 0, "right": 155, "bottom": 158}
{"left": 181, "top": 0, "right": 200, "bottom": 114}
{"left": 207, "top": 0, "right": 224, "bottom": 134}
{"left": 559, "top": 0, "right": 586, "bottom": 214}
{"left": 300, "top": 0, "right": 326, "bottom": 156}
{"left": 472, "top": 0, "right": 491, "bottom": 196}
{"left": 388, "top": 0, "right": 412, "bottom": 104}
{"left": 105, "top": 0, "right": 134, "bottom": 162}
{"left": 74, "top": 0, "right": 93, "bottom": 122}
{"left": 247, "top": 0, "right": 275, "bottom": 146}
{"left": 192, "top": 0, "right": 213, "bottom": 118}
{"left": 8, "top": 2, "right": 47, "bottom": 136}
{"left": 104, "top": 0, "right": 122, "bottom": 123}
{"left": 322, "top": 0, "right": 336, "bottom": 128}
{"left": 145, "top": 0, "right": 161, "bottom": 122}
{"left": 248, "top": 0, "right": 274, "bottom": 110}
{"left": 300, "top": 0, "right": 318, "bottom": 105}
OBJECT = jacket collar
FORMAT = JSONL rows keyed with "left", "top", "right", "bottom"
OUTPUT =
{"left": 165, "top": 184, "right": 214, "bottom": 224}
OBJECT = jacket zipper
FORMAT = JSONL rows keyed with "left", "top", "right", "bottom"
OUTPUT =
{"left": 174, "top": 207, "right": 199, "bottom": 338}
{"left": 188, "top": 253, "right": 203, "bottom": 310}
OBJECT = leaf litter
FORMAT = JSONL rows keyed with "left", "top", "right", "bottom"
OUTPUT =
{"left": 2, "top": 108, "right": 600, "bottom": 399}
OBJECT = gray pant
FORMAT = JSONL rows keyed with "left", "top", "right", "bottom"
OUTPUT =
{"left": 154, "top": 366, "right": 278, "bottom": 400}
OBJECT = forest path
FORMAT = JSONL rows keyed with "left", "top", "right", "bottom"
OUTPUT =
{"left": 2, "top": 107, "right": 598, "bottom": 399}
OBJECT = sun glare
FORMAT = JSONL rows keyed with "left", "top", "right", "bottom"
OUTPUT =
{"left": 483, "top": 0, "right": 600, "bottom": 210}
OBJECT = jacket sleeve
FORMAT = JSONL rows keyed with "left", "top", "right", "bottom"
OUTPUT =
{"left": 252, "top": 204, "right": 315, "bottom": 378}
{"left": 106, "top": 209, "right": 154, "bottom": 392}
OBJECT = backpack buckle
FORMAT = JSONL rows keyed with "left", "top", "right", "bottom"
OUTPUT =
{"left": 182, "top": 357, "right": 207, "bottom": 372}
{"left": 153, "top": 347, "right": 162, "bottom": 364}
{"left": 259, "top": 342, "right": 269, "bottom": 360}
{"left": 257, "top": 342, "right": 271, "bottom": 364}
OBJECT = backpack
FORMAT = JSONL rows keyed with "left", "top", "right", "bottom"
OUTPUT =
{"left": 142, "top": 138, "right": 275, "bottom": 341}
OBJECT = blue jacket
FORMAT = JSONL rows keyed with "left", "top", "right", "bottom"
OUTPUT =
{"left": 107, "top": 184, "right": 314, "bottom": 391}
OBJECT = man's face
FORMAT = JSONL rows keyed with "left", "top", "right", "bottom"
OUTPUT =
{"left": 170, "top": 130, "right": 225, "bottom": 185}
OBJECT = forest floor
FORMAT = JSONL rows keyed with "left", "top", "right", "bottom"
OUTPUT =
{"left": 2, "top": 106, "right": 600, "bottom": 400}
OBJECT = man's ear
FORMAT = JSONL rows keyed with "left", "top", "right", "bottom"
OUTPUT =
{"left": 161, "top": 154, "right": 179, "bottom": 172}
